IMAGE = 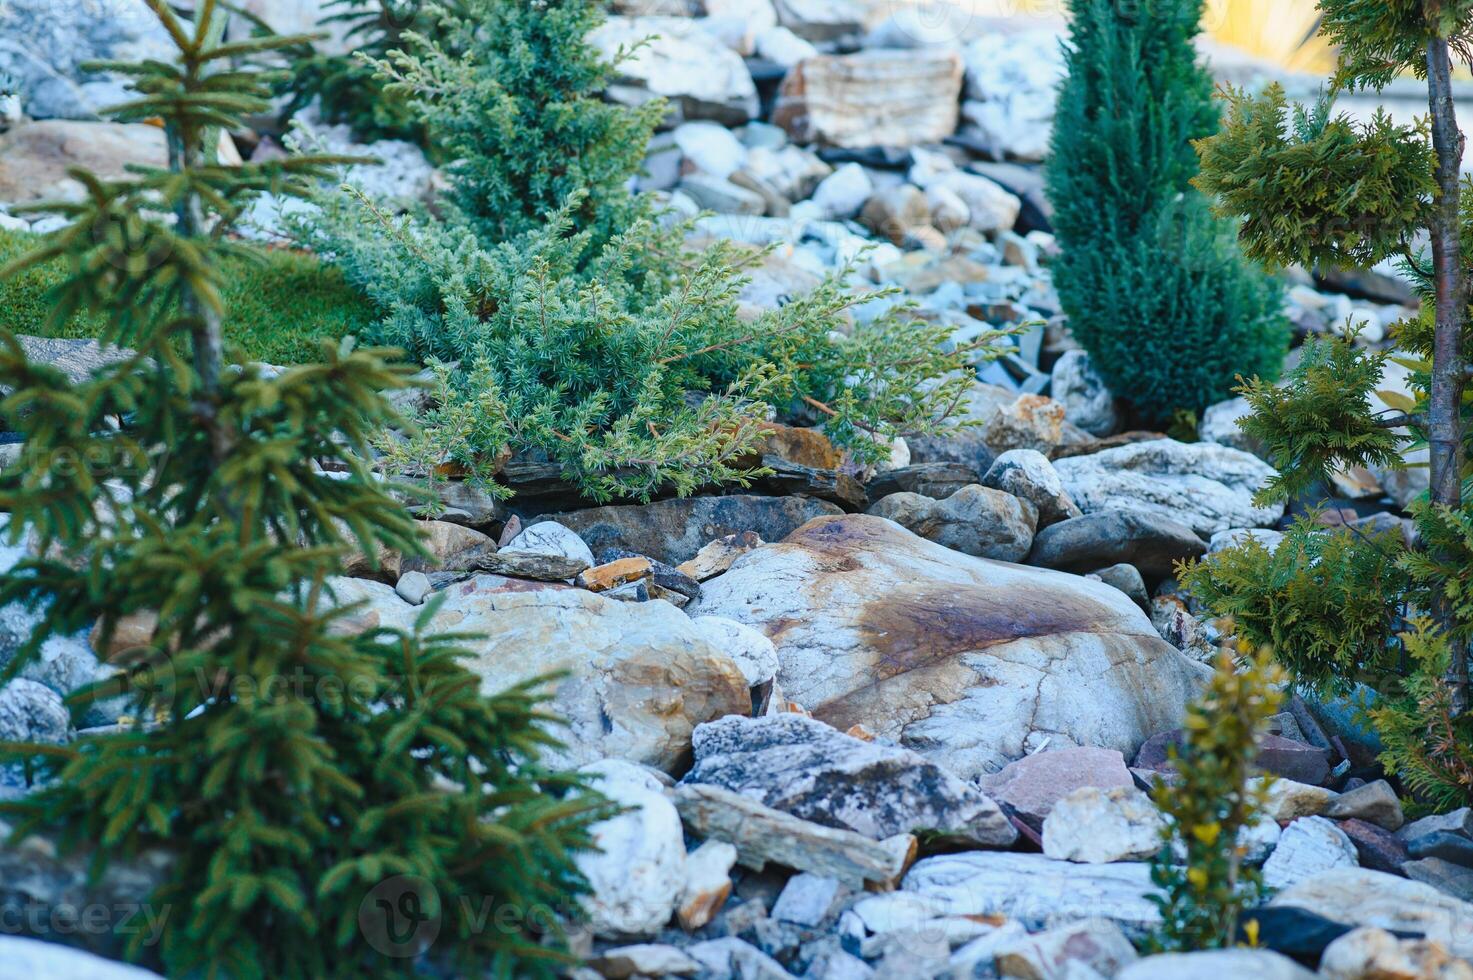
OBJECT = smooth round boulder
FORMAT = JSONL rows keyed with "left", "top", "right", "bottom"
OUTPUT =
{"left": 1027, "top": 508, "right": 1206, "bottom": 580}
{"left": 691, "top": 515, "right": 1208, "bottom": 778}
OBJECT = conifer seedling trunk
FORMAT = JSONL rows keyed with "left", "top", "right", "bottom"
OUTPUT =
{"left": 1425, "top": 36, "right": 1471, "bottom": 713}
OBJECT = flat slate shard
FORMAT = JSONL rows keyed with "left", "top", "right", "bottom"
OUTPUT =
{"left": 900, "top": 851, "right": 1163, "bottom": 938}
{"left": 15, "top": 334, "right": 136, "bottom": 384}
{"left": 683, "top": 713, "right": 1016, "bottom": 847}
{"left": 471, "top": 551, "right": 589, "bottom": 581}
{"left": 674, "top": 783, "right": 916, "bottom": 889}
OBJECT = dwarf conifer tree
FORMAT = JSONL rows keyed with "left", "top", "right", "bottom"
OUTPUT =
{"left": 372, "top": 0, "right": 659, "bottom": 243}
{"left": 273, "top": 0, "right": 436, "bottom": 143}
{"left": 1192, "top": 1, "right": 1473, "bottom": 787}
{"left": 1047, "top": 0, "right": 1288, "bottom": 424}
{"left": 0, "top": 3, "right": 608, "bottom": 975}
{"left": 299, "top": 0, "right": 993, "bottom": 502}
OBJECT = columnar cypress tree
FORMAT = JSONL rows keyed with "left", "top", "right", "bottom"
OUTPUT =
{"left": 0, "top": 3, "right": 607, "bottom": 976}
{"left": 1047, "top": 0, "right": 1288, "bottom": 425}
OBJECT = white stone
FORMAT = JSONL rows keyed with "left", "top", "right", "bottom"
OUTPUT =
{"left": 925, "top": 183, "right": 970, "bottom": 233}
{"left": 0, "top": 936, "right": 165, "bottom": 979}
{"left": 686, "top": 937, "right": 793, "bottom": 979}
{"left": 1261, "top": 816, "right": 1359, "bottom": 891}
{"left": 810, "top": 162, "right": 873, "bottom": 220}
{"left": 591, "top": 16, "right": 759, "bottom": 124}
{"left": 1119, "top": 950, "right": 1316, "bottom": 980}
{"left": 699, "top": 0, "right": 778, "bottom": 55}
{"left": 690, "top": 615, "right": 779, "bottom": 687}
{"left": 676, "top": 838, "right": 738, "bottom": 930}
{"left": 754, "top": 24, "right": 819, "bottom": 66}
{"left": 772, "top": 0, "right": 866, "bottom": 42}
{"left": 864, "top": 4, "right": 994, "bottom": 49}
{"left": 960, "top": 29, "right": 1067, "bottom": 162}
{"left": 1319, "top": 926, "right": 1473, "bottom": 980}
{"left": 908, "top": 146, "right": 957, "bottom": 187}
{"left": 1052, "top": 438, "right": 1285, "bottom": 536}
{"left": 743, "top": 144, "right": 832, "bottom": 201}
{"left": 591, "top": 943, "right": 703, "bottom": 977}
{"left": 1272, "top": 868, "right": 1473, "bottom": 958}
{"left": 673, "top": 120, "right": 748, "bottom": 178}
{"left": 948, "top": 921, "right": 1032, "bottom": 976}
{"left": 394, "top": 571, "right": 431, "bottom": 606}
{"left": 1199, "top": 395, "right": 1256, "bottom": 453}
{"left": 1263, "top": 779, "right": 1340, "bottom": 822}
{"left": 501, "top": 521, "right": 597, "bottom": 567}
{"left": 691, "top": 515, "right": 1207, "bottom": 780}
{"left": 924, "top": 171, "right": 1020, "bottom": 233}
{"left": 994, "top": 918, "right": 1140, "bottom": 979}
{"left": 1051, "top": 349, "right": 1118, "bottom": 438}
{"left": 901, "top": 851, "right": 1163, "bottom": 937}
{"left": 1207, "top": 527, "right": 1286, "bottom": 554}
{"left": 577, "top": 760, "right": 686, "bottom": 937}
{"left": 983, "top": 449, "right": 1081, "bottom": 528}
{"left": 1042, "top": 786, "right": 1166, "bottom": 864}
{"left": 442, "top": 588, "right": 750, "bottom": 773}
{"left": 679, "top": 173, "right": 767, "bottom": 214}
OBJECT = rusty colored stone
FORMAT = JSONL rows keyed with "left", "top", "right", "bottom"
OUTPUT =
{"left": 576, "top": 556, "right": 654, "bottom": 593}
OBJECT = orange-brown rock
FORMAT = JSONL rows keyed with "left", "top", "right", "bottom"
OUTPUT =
{"left": 576, "top": 556, "right": 654, "bottom": 593}
{"left": 752, "top": 422, "right": 844, "bottom": 471}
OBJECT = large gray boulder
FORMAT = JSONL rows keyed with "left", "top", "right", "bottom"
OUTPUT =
{"left": 683, "top": 714, "right": 1017, "bottom": 847}
{"left": 690, "top": 515, "right": 1208, "bottom": 778}
{"left": 1052, "top": 439, "right": 1284, "bottom": 535}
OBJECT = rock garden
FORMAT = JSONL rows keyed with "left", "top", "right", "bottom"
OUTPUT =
{"left": 0, "top": 0, "right": 1470, "bottom": 978}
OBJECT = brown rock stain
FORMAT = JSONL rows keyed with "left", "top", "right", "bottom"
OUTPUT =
{"left": 855, "top": 583, "right": 1119, "bottom": 679}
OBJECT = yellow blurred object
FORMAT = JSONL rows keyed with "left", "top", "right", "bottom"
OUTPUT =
{"left": 1202, "top": 0, "right": 1333, "bottom": 72}
{"left": 925, "top": 0, "right": 1336, "bottom": 73}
